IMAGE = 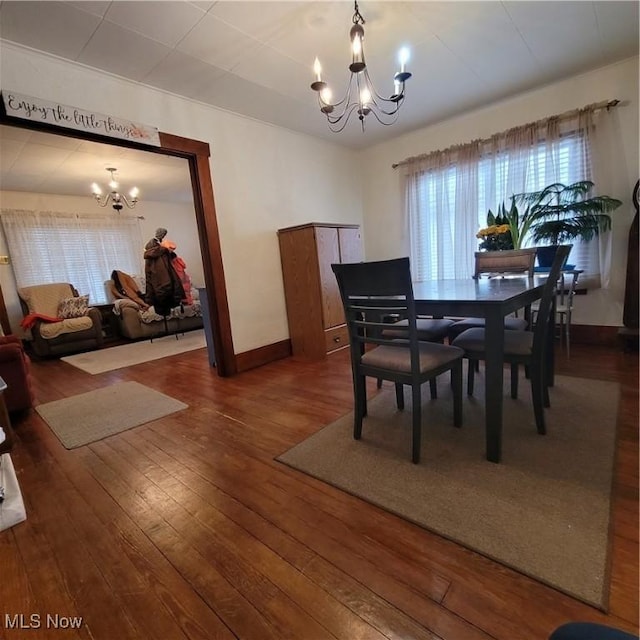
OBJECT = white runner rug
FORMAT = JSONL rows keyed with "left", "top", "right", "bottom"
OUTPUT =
{"left": 61, "top": 329, "right": 206, "bottom": 374}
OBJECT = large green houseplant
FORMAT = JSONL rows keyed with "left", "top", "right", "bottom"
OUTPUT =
{"left": 485, "top": 180, "right": 622, "bottom": 266}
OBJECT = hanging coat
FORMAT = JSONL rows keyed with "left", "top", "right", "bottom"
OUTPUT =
{"left": 171, "top": 255, "right": 193, "bottom": 305}
{"left": 143, "top": 244, "right": 185, "bottom": 316}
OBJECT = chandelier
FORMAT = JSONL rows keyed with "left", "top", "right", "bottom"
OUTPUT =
{"left": 310, "top": 1, "right": 411, "bottom": 132}
{"left": 91, "top": 167, "right": 139, "bottom": 212}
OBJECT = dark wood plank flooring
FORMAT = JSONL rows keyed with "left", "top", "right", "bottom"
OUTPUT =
{"left": 1, "top": 342, "right": 637, "bottom": 640}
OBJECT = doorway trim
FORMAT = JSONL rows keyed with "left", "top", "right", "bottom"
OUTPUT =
{"left": 0, "top": 113, "right": 236, "bottom": 376}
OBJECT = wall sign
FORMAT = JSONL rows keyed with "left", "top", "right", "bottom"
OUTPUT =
{"left": 1, "top": 90, "right": 161, "bottom": 146}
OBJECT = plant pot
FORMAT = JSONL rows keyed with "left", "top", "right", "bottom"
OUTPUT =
{"left": 474, "top": 248, "right": 537, "bottom": 278}
{"left": 536, "top": 245, "right": 572, "bottom": 269}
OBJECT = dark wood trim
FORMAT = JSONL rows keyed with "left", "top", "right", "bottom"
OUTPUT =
{"left": 159, "top": 132, "right": 236, "bottom": 376}
{"left": 0, "top": 114, "right": 236, "bottom": 376}
{"left": 235, "top": 339, "right": 291, "bottom": 373}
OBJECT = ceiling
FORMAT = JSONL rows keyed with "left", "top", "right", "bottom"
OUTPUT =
{"left": 0, "top": 124, "right": 193, "bottom": 203}
{"left": 0, "top": 1, "right": 638, "bottom": 201}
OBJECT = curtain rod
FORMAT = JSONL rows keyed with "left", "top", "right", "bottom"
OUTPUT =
{"left": 391, "top": 98, "right": 620, "bottom": 169}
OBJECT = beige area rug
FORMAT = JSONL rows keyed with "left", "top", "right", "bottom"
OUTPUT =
{"left": 60, "top": 329, "right": 206, "bottom": 374}
{"left": 277, "top": 374, "right": 620, "bottom": 608}
{"left": 36, "top": 381, "right": 188, "bottom": 449}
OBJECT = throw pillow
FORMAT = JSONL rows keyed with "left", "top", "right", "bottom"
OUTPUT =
{"left": 57, "top": 295, "right": 89, "bottom": 319}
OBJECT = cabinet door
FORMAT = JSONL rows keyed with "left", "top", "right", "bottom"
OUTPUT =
{"left": 315, "top": 226, "right": 344, "bottom": 329}
{"left": 338, "top": 227, "right": 363, "bottom": 263}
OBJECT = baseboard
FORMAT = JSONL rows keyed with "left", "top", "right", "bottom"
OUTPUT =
{"left": 235, "top": 328, "right": 623, "bottom": 371}
{"left": 235, "top": 339, "right": 292, "bottom": 372}
{"left": 571, "top": 324, "right": 622, "bottom": 347}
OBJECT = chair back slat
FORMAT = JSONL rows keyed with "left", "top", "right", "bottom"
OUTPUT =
{"left": 332, "top": 258, "right": 422, "bottom": 373}
{"left": 532, "top": 245, "right": 572, "bottom": 353}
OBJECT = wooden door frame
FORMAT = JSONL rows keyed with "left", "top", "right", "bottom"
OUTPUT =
{"left": 0, "top": 113, "right": 236, "bottom": 376}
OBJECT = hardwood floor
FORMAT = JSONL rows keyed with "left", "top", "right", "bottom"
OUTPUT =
{"left": 1, "top": 342, "right": 638, "bottom": 640}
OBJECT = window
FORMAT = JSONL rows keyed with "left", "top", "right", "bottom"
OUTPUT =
{"left": 1, "top": 210, "right": 144, "bottom": 304}
{"left": 404, "top": 112, "right": 601, "bottom": 283}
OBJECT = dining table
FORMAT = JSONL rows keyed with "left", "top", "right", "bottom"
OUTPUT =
{"left": 412, "top": 276, "right": 548, "bottom": 463}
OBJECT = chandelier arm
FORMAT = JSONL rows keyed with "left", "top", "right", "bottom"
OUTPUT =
{"left": 327, "top": 103, "right": 362, "bottom": 131}
{"left": 362, "top": 68, "right": 407, "bottom": 113}
{"left": 366, "top": 106, "right": 400, "bottom": 127}
{"left": 94, "top": 195, "right": 110, "bottom": 208}
{"left": 120, "top": 195, "right": 136, "bottom": 209}
{"left": 318, "top": 72, "right": 357, "bottom": 111}
{"left": 369, "top": 96, "right": 402, "bottom": 118}
{"left": 369, "top": 99, "right": 400, "bottom": 116}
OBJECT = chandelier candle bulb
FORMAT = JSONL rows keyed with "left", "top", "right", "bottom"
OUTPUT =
{"left": 310, "top": 58, "right": 327, "bottom": 92}
{"left": 399, "top": 47, "right": 409, "bottom": 74}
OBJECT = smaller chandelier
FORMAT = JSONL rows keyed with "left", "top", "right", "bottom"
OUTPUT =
{"left": 91, "top": 167, "right": 139, "bottom": 212}
{"left": 310, "top": 1, "right": 411, "bottom": 132}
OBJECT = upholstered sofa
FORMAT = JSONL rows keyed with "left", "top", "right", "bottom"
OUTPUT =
{"left": 106, "top": 273, "right": 203, "bottom": 340}
{"left": 18, "top": 283, "right": 103, "bottom": 357}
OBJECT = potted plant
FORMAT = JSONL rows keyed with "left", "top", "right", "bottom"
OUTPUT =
{"left": 483, "top": 200, "right": 535, "bottom": 251}
{"left": 475, "top": 206, "right": 537, "bottom": 276}
{"left": 511, "top": 180, "right": 622, "bottom": 266}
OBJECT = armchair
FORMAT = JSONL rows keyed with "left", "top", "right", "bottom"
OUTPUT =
{"left": 18, "top": 283, "right": 103, "bottom": 357}
{"left": 0, "top": 335, "right": 34, "bottom": 412}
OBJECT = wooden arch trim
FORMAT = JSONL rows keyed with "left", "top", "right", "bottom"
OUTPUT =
{"left": 0, "top": 114, "right": 236, "bottom": 376}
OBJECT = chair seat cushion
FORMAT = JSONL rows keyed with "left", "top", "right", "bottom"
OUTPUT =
{"left": 452, "top": 327, "right": 533, "bottom": 356}
{"left": 362, "top": 341, "right": 463, "bottom": 373}
{"left": 448, "top": 316, "right": 527, "bottom": 340}
{"left": 382, "top": 318, "right": 455, "bottom": 341}
{"left": 38, "top": 316, "right": 93, "bottom": 339}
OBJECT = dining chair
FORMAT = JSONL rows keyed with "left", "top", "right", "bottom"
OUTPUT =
{"left": 447, "top": 250, "right": 536, "bottom": 342}
{"left": 451, "top": 245, "right": 572, "bottom": 435}
{"left": 532, "top": 268, "right": 580, "bottom": 358}
{"left": 332, "top": 257, "right": 464, "bottom": 464}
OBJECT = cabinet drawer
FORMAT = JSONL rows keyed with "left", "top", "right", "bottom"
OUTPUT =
{"left": 325, "top": 325, "right": 349, "bottom": 353}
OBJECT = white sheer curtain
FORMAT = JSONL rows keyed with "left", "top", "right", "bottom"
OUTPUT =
{"left": 404, "top": 142, "right": 481, "bottom": 281}
{"left": 1, "top": 209, "right": 144, "bottom": 304}
{"left": 401, "top": 104, "right": 613, "bottom": 285}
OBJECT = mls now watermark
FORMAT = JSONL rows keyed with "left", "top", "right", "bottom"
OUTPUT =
{"left": 5, "top": 613, "right": 83, "bottom": 630}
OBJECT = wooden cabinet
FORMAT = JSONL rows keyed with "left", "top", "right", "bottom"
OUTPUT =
{"left": 278, "top": 222, "right": 363, "bottom": 359}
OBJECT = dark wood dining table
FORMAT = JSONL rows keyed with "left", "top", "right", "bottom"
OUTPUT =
{"left": 412, "top": 277, "right": 547, "bottom": 463}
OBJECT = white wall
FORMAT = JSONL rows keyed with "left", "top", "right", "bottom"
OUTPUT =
{"left": 0, "top": 43, "right": 363, "bottom": 353}
{"left": 0, "top": 190, "right": 204, "bottom": 334}
{"left": 2, "top": 43, "right": 635, "bottom": 351}
{"left": 360, "top": 57, "right": 639, "bottom": 326}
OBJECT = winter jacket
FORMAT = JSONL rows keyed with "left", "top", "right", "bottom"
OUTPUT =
{"left": 143, "top": 245, "right": 185, "bottom": 316}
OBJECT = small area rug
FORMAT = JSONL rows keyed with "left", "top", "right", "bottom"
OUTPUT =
{"left": 277, "top": 374, "right": 619, "bottom": 608}
{"left": 36, "top": 381, "right": 188, "bottom": 449}
{"left": 61, "top": 329, "right": 206, "bottom": 374}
